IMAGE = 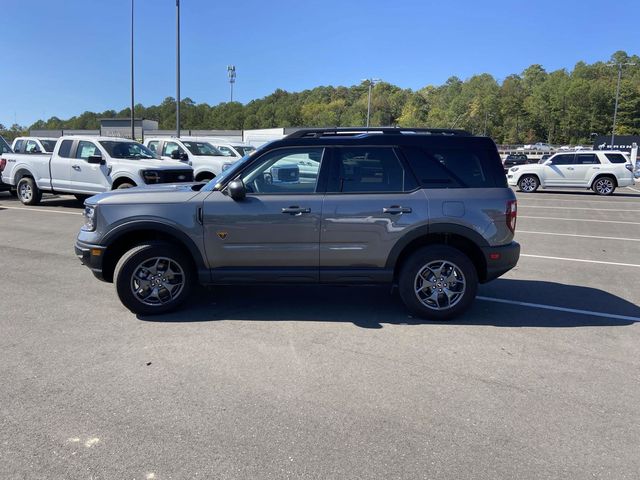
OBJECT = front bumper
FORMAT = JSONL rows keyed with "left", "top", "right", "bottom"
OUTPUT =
{"left": 481, "top": 241, "right": 520, "bottom": 282}
{"left": 75, "top": 239, "right": 107, "bottom": 281}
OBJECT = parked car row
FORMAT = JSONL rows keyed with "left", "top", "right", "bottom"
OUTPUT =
{"left": 0, "top": 135, "right": 253, "bottom": 205}
{"left": 507, "top": 150, "right": 635, "bottom": 195}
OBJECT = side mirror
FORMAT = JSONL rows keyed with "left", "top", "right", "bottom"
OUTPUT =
{"left": 544, "top": 159, "right": 552, "bottom": 166}
{"left": 227, "top": 180, "right": 246, "bottom": 201}
{"left": 180, "top": 152, "right": 189, "bottom": 161}
{"left": 87, "top": 155, "right": 105, "bottom": 165}
{"left": 170, "top": 150, "right": 185, "bottom": 160}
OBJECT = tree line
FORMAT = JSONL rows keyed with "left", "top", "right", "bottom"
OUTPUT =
{"left": 2, "top": 51, "right": 639, "bottom": 145}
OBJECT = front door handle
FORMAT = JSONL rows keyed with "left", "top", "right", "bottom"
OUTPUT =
{"left": 383, "top": 206, "right": 412, "bottom": 214}
{"left": 592, "top": 167, "right": 600, "bottom": 169}
{"left": 72, "top": 165, "right": 81, "bottom": 171}
{"left": 566, "top": 167, "right": 575, "bottom": 170}
{"left": 282, "top": 206, "right": 311, "bottom": 215}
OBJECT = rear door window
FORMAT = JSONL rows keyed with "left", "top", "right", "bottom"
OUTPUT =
{"left": 329, "top": 147, "right": 408, "bottom": 193}
{"left": 575, "top": 154, "right": 600, "bottom": 164}
{"left": 58, "top": 140, "right": 73, "bottom": 158}
{"left": 147, "top": 141, "right": 159, "bottom": 154}
{"left": 13, "top": 140, "right": 24, "bottom": 152}
{"left": 25, "top": 140, "right": 40, "bottom": 153}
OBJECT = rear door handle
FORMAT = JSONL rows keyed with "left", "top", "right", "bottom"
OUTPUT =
{"left": 72, "top": 165, "right": 81, "bottom": 171}
{"left": 592, "top": 167, "right": 600, "bottom": 169}
{"left": 383, "top": 206, "right": 412, "bottom": 214}
{"left": 282, "top": 206, "right": 311, "bottom": 215}
{"left": 566, "top": 167, "right": 575, "bottom": 170}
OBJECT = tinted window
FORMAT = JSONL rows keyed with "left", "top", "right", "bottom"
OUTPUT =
{"left": 58, "top": 140, "right": 73, "bottom": 158}
{"left": 13, "top": 140, "right": 23, "bottom": 152}
{"left": 76, "top": 141, "right": 100, "bottom": 159}
{"left": 147, "top": 141, "right": 159, "bottom": 153}
{"left": 182, "top": 141, "right": 222, "bottom": 156}
{"left": 575, "top": 154, "right": 599, "bottom": 165}
{"left": 241, "top": 147, "right": 323, "bottom": 194}
{"left": 330, "top": 147, "right": 406, "bottom": 193}
{"left": 100, "top": 141, "right": 155, "bottom": 159}
{"left": 216, "top": 145, "right": 236, "bottom": 157}
{"left": 234, "top": 146, "right": 255, "bottom": 156}
{"left": 550, "top": 154, "right": 574, "bottom": 165}
{"left": 1, "top": 137, "right": 13, "bottom": 154}
{"left": 402, "top": 146, "right": 497, "bottom": 188}
{"left": 40, "top": 140, "right": 56, "bottom": 152}
{"left": 605, "top": 153, "right": 628, "bottom": 164}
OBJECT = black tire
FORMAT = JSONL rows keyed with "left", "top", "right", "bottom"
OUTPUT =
{"left": 592, "top": 176, "right": 616, "bottom": 196}
{"left": 74, "top": 194, "right": 90, "bottom": 203}
{"left": 113, "top": 242, "right": 194, "bottom": 315}
{"left": 518, "top": 175, "right": 539, "bottom": 193}
{"left": 16, "top": 177, "right": 42, "bottom": 205}
{"left": 398, "top": 245, "right": 478, "bottom": 321}
{"left": 116, "top": 182, "right": 135, "bottom": 190}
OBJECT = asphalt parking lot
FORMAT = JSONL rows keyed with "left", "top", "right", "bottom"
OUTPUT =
{"left": 1, "top": 187, "right": 639, "bottom": 480}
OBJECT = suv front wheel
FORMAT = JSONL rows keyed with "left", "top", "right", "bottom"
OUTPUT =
{"left": 114, "top": 242, "right": 194, "bottom": 315}
{"left": 398, "top": 246, "right": 478, "bottom": 321}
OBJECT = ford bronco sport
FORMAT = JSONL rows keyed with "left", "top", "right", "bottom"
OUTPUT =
{"left": 75, "top": 128, "right": 520, "bottom": 320}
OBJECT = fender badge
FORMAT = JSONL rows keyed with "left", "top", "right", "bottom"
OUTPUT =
{"left": 217, "top": 231, "right": 228, "bottom": 240}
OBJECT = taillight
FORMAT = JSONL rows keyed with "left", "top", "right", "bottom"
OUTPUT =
{"left": 0, "top": 158, "right": 6, "bottom": 173}
{"left": 506, "top": 199, "right": 517, "bottom": 233}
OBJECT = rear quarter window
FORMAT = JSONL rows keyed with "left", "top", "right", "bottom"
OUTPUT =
{"left": 401, "top": 146, "right": 505, "bottom": 188}
{"left": 605, "top": 153, "right": 628, "bottom": 164}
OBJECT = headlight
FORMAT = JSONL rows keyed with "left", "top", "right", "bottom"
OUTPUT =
{"left": 510, "top": 167, "right": 519, "bottom": 172}
{"left": 141, "top": 170, "right": 160, "bottom": 184}
{"left": 222, "top": 162, "right": 234, "bottom": 171}
{"left": 82, "top": 205, "right": 97, "bottom": 231}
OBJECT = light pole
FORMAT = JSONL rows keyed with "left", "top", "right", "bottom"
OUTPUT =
{"left": 130, "top": 0, "right": 135, "bottom": 140}
{"left": 176, "top": 0, "right": 181, "bottom": 138}
{"left": 227, "top": 65, "right": 236, "bottom": 102}
{"left": 608, "top": 61, "right": 636, "bottom": 147}
{"left": 363, "top": 78, "right": 381, "bottom": 127}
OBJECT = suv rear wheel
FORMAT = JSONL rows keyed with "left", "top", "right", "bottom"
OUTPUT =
{"left": 398, "top": 246, "right": 478, "bottom": 320}
{"left": 592, "top": 176, "right": 616, "bottom": 196}
{"left": 113, "top": 242, "right": 194, "bottom": 315}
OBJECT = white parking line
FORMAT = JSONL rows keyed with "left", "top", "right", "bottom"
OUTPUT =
{"left": 477, "top": 296, "right": 640, "bottom": 322}
{"left": 516, "top": 197, "right": 640, "bottom": 205}
{"left": 517, "top": 230, "right": 640, "bottom": 242}
{"left": 519, "top": 215, "right": 640, "bottom": 225}
{"left": 520, "top": 205, "right": 639, "bottom": 212}
{"left": 520, "top": 253, "right": 640, "bottom": 268}
{"left": 627, "top": 186, "right": 640, "bottom": 193}
{"left": 0, "top": 205, "right": 82, "bottom": 216}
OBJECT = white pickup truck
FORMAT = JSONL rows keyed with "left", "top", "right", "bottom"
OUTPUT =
{"left": 0, "top": 135, "right": 194, "bottom": 205}
{"left": 144, "top": 137, "right": 239, "bottom": 182}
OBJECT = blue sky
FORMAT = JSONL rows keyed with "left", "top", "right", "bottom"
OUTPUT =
{"left": 2, "top": 0, "right": 639, "bottom": 127}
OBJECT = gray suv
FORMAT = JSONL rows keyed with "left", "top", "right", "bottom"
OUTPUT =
{"left": 75, "top": 128, "right": 520, "bottom": 320}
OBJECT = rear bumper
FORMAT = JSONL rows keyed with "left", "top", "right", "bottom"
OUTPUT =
{"left": 481, "top": 241, "right": 520, "bottom": 283}
{"left": 75, "top": 240, "right": 107, "bottom": 281}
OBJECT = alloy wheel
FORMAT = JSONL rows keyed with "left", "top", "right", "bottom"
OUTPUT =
{"left": 130, "top": 257, "right": 185, "bottom": 306}
{"left": 414, "top": 260, "right": 466, "bottom": 311}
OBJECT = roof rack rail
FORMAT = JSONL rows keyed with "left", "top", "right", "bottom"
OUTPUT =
{"left": 285, "top": 127, "right": 471, "bottom": 139}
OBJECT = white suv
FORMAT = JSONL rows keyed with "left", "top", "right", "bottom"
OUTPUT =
{"left": 507, "top": 150, "right": 635, "bottom": 195}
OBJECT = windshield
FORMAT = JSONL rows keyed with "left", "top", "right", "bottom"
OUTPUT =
{"left": 99, "top": 141, "right": 156, "bottom": 159}
{"left": 182, "top": 141, "right": 223, "bottom": 156}
{"left": 40, "top": 139, "right": 57, "bottom": 152}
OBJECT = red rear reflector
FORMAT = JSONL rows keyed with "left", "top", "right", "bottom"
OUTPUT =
{"left": 490, "top": 253, "right": 501, "bottom": 260}
{"left": 506, "top": 199, "right": 517, "bottom": 233}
